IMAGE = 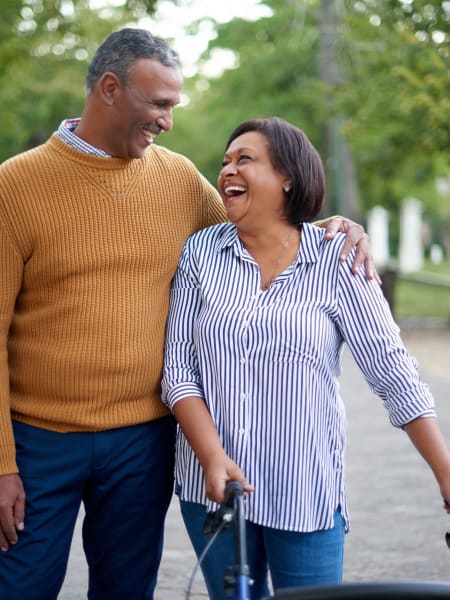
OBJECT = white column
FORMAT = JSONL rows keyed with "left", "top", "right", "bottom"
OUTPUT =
{"left": 398, "top": 197, "right": 423, "bottom": 273}
{"left": 367, "top": 206, "right": 390, "bottom": 270}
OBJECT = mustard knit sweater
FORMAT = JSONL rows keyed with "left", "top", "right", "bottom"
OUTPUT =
{"left": 0, "top": 134, "right": 226, "bottom": 474}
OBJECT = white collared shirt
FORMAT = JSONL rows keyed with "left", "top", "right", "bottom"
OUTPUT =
{"left": 57, "top": 118, "right": 110, "bottom": 157}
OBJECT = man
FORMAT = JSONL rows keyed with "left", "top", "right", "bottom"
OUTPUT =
{"left": 0, "top": 28, "right": 374, "bottom": 599}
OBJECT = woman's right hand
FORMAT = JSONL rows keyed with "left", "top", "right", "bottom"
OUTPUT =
{"left": 203, "top": 452, "right": 254, "bottom": 504}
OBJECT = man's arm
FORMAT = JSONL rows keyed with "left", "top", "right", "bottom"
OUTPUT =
{"left": 314, "top": 215, "right": 381, "bottom": 284}
{"left": 0, "top": 216, "right": 27, "bottom": 551}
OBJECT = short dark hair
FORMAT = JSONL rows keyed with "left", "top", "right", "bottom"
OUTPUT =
{"left": 224, "top": 117, "right": 325, "bottom": 223}
{"left": 86, "top": 28, "right": 181, "bottom": 93}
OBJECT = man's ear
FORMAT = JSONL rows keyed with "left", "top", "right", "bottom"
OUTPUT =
{"left": 97, "top": 72, "right": 121, "bottom": 106}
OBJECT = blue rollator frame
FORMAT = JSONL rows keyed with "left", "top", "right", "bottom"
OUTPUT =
{"left": 224, "top": 481, "right": 251, "bottom": 600}
{"left": 188, "top": 482, "right": 450, "bottom": 600}
{"left": 186, "top": 480, "right": 252, "bottom": 600}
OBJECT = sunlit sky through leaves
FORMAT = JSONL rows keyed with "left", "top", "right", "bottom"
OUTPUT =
{"left": 90, "top": 0, "right": 272, "bottom": 77}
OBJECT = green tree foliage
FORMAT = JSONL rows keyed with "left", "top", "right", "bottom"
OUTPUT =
{"left": 163, "top": 0, "right": 329, "bottom": 188}
{"left": 339, "top": 0, "right": 450, "bottom": 215}
{"left": 0, "top": 0, "right": 158, "bottom": 162}
{"left": 161, "top": 0, "right": 449, "bottom": 233}
{"left": 2, "top": 0, "right": 448, "bottom": 241}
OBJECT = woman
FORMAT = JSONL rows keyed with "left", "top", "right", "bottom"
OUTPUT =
{"left": 161, "top": 117, "right": 450, "bottom": 599}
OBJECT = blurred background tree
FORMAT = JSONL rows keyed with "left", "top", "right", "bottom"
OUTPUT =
{"left": 161, "top": 0, "right": 449, "bottom": 246}
{"left": 338, "top": 0, "right": 450, "bottom": 255}
{"left": 0, "top": 0, "right": 449, "bottom": 260}
{"left": 0, "top": 0, "right": 159, "bottom": 161}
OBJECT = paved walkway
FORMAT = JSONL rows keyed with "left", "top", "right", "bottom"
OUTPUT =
{"left": 59, "top": 325, "right": 450, "bottom": 599}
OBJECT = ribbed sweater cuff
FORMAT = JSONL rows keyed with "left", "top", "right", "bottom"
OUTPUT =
{"left": 0, "top": 444, "right": 18, "bottom": 475}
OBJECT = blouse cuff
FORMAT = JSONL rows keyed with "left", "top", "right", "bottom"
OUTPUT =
{"left": 163, "top": 382, "right": 205, "bottom": 411}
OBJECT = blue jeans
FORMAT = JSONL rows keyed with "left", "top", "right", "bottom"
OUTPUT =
{"left": 180, "top": 499, "right": 344, "bottom": 600}
{"left": 0, "top": 417, "right": 176, "bottom": 600}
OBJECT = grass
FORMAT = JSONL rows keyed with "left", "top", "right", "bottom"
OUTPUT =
{"left": 393, "top": 262, "right": 450, "bottom": 324}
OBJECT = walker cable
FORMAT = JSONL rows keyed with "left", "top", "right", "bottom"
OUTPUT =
{"left": 184, "top": 485, "right": 236, "bottom": 600}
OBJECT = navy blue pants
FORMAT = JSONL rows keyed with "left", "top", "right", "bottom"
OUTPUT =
{"left": 0, "top": 417, "right": 176, "bottom": 600}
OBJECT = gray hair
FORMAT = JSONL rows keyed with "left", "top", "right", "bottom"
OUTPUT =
{"left": 86, "top": 28, "right": 181, "bottom": 93}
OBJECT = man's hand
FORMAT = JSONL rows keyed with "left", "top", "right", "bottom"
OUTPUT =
{"left": 0, "top": 473, "right": 25, "bottom": 551}
{"left": 320, "top": 215, "right": 381, "bottom": 284}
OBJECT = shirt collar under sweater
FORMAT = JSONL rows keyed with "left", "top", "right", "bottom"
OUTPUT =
{"left": 57, "top": 118, "right": 111, "bottom": 158}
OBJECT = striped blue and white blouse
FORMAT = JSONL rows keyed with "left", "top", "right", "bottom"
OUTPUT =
{"left": 161, "top": 221, "right": 435, "bottom": 533}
